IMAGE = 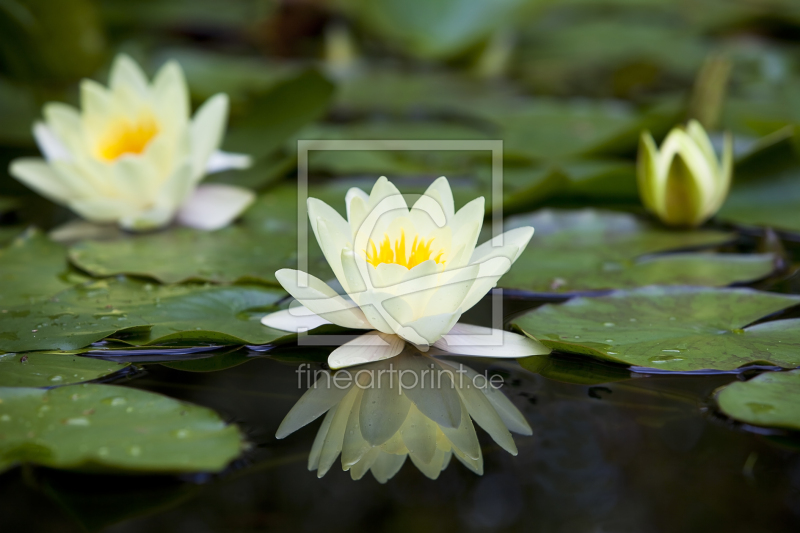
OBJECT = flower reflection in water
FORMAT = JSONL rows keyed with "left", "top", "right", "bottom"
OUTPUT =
{"left": 277, "top": 346, "right": 531, "bottom": 482}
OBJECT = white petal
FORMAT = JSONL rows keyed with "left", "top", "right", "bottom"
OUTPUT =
{"left": 42, "top": 103, "right": 84, "bottom": 156}
{"left": 156, "top": 160, "right": 195, "bottom": 211}
{"left": 433, "top": 323, "right": 550, "bottom": 358}
{"left": 397, "top": 354, "right": 463, "bottom": 430}
{"left": 358, "top": 359, "right": 412, "bottom": 444}
{"left": 410, "top": 446, "right": 448, "bottom": 479}
{"left": 152, "top": 59, "right": 190, "bottom": 130}
{"left": 204, "top": 150, "right": 252, "bottom": 174}
{"left": 190, "top": 93, "right": 229, "bottom": 180}
{"left": 33, "top": 123, "right": 71, "bottom": 162}
{"left": 328, "top": 330, "right": 405, "bottom": 369}
{"left": 401, "top": 405, "right": 440, "bottom": 464}
{"left": 118, "top": 204, "right": 175, "bottom": 231}
{"left": 69, "top": 198, "right": 139, "bottom": 224}
{"left": 318, "top": 386, "right": 359, "bottom": 477}
{"left": 370, "top": 452, "right": 406, "bottom": 483}
{"left": 9, "top": 158, "right": 75, "bottom": 203}
{"left": 80, "top": 79, "right": 113, "bottom": 123}
{"left": 109, "top": 53, "right": 150, "bottom": 95}
{"left": 275, "top": 373, "right": 352, "bottom": 439}
{"left": 440, "top": 359, "right": 532, "bottom": 436}
{"left": 308, "top": 409, "right": 336, "bottom": 471}
{"left": 447, "top": 361, "right": 518, "bottom": 455}
{"left": 176, "top": 183, "right": 255, "bottom": 231}
{"left": 439, "top": 401, "right": 481, "bottom": 460}
{"left": 260, "top": 307, "right": 332, "bottom": 333}
{"left": 275, "top": 268, "right": 372, "bottom": 330}
{"left": 345, "top": 187, "right": 369, "bottom": 229}
{"left": 399, "top": 310, "right": 462, "bottom": 347}
{"left": 413, "top": 176, "right": 454, "bottom": 221}
{"left": 470, "top": 226, "right": 534, "bottom": 265}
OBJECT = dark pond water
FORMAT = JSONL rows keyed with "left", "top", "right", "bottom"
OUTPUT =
{"left": 2, "top": 337, "right": 800, "bottom": 533}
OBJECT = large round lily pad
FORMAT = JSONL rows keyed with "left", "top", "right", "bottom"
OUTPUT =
{"left": 500, "top": 209, "right": 775, "bottom": 294}
{"left": 0, "top": 383, "right": 245, "bottom": 473}
{"left": 0, "top": 278, "right": 289, "bottom": 353}
{"left": 0, "top": 229, "right": 80, "bottom": 308}
{"left": 715, "top": 370, "right": 800, "bottom": 431}
{"left": 718, "top": 167, "right": 800, "bottom": 235}
{"left": 513, "top": 286, "right": 800, "bottom": 371}
{"left": 68, "top": 227, "right": 295, "bottom": 285}
{"left": 0, "top": 353, "right": 130, "bottom": 388}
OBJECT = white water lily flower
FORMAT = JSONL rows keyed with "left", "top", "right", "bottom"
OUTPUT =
{"left": 9, "top": 53, "right": 254, "bottom": 231}
{"left": 261, "top": 176, "right": 550, "bottom": 369}
{"left": 277, "top": 348, "right": 532, "bottom": 482}
{"left": 637, "top": 120, "right": 733, "bottom": 228}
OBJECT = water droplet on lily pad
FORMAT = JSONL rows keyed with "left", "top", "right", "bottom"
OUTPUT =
{"left": 604, "top": 322, "right": 615, "bottom": 327}
{"left": 49, "top": 375, "right": 63, "bottom": 382}
{"left": 102, "top": 396, "right": 127, "bottom": 406}
{"left": 649, "top": 355, "right": 684, "bottom": 364}
{"left": 128, "top": 445, "right": 142, "bottom": 456}
{"left": 64, "top": 417, "right": 91, "bottom": 426}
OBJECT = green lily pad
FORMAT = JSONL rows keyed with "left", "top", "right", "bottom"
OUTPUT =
{"left": 498, "top": 99, "right": 680, "bottom": 161}
{"left": 68, "top": 226, "right": 295, "bottom": 285}
{"left": 500, "top": 160, "right": 638, "bottom": 214}
{"left": 0, "top": 278, "right": 288, "bottom": 352}
{"left": 0, "top": 383, "right": 244, "bottom": 473}
{"left": 515, "top": 20, "right": 706, "bottom": 97}
{"left": 334, "top": 68, "right": 518, "bottom": 117}
{"left": 513, "top": 286, "right": 800, "bottom": 371}
{"left": 0, "top": 353, "right": 130, "bottom": 388}
{"left": 0, "top": 229, "right": 78, "bottom": 308}
{"left": 223, "top": 69, "right": 335, "bottom": 159}
{"left": 715, "top": 370, "right": 800, "bottom": 431}
{"left": 718, "top": 167, "right": 800, "bottom": 235}
{"left": 345, "top": 0, "right": 529, "bottom": 59}
{"left": 500, "top": 209, "right": 775, "bottom": 294}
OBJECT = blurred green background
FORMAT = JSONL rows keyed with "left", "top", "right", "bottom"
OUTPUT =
{"left": 2, "top": 0, "right": 800, "bottom": 235}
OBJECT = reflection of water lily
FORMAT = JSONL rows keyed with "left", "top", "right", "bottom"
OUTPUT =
{"left": 261, "top": 176, "right": 550, "bottom": 369}
{"left": 637, "top": 120, "right": 732, "bottom": 228}
{"left": 9, "top": 54, "right": 254, "bottom": 231}
{"left": 278, "top": 348, "right": 532, "bottom": 482}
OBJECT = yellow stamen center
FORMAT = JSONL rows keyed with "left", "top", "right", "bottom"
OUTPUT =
{"left": 365, "top": 230, "right": 445, "bottom": 269}
{"left": 96, "top": 115, "right": 159, "bottom": 161}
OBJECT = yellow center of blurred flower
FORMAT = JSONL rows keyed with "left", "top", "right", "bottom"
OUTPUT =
{"left": 97, "top": 115, "right": 159, "bottom": 161}
{"left": 366, "top": 230, "right": 444, "bottom": 269}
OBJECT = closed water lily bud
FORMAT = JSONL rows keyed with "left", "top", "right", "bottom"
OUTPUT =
{"left": 637, "top": 120, "right": 732, "bottom": 228}
{"left": 9, "top": 53, "right": 254, "bottom": 231}
{"left": 275, "top": 347, "right": 532, "bottom": 483}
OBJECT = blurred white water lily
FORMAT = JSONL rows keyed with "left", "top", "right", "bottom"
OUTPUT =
{"left": 637, "top": 120, "right": 732, "bottom": 228}
{"left": 261, "top": 176, "right": 550, "bottom": 369}
{"left": 9, "top": 54, "right": 254, "bottom": 231}
{"left": 278, "top": 348, "right": 532, "bottom": 482}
